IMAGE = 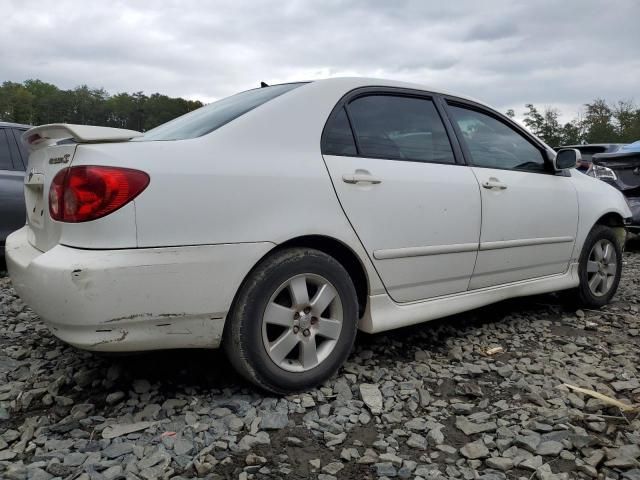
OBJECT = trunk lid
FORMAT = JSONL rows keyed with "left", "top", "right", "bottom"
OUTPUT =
{"left": 21, "top": 124, "right": 142, "bottom": 252}
{"left": 593, "top": 151, "right": 640, "bottom": 197}
{"left": 23, "top": 143, "right": 78, "bottom": 251}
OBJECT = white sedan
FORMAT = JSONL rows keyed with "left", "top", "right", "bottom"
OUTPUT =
{"left": 5, "top": 78, "right": 632, "bottom": 393}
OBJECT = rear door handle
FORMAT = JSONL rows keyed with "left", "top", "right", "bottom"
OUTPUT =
{"left": 342, "top": 173, "right": 382, "bottom": 185}
{"left": 482, "top": 177, "right": 507, "bottom": 190}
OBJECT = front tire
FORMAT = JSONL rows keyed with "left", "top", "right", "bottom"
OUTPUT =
{"left": 575, "top": 225, "right": 622, "bottom": 308}
{"left": 223, "top": 248, "right": 358, "bottom": 394}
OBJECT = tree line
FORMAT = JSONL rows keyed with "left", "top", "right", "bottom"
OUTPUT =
{"left": 1, "top": 79, "right": 639, "bottom": 146}
{"left": 0, "top": 79, "right": 203, "bottom": 132}
{"left": 506, "top": 99, "right": 640, "bottom": 147}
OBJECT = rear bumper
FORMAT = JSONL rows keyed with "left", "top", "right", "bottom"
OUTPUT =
{"left": 5, "top": 227, "right": 274, "bottom": 352}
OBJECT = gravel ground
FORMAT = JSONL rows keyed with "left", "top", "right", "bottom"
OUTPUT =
{"left": 1, "top": 240, "right": 639, "bottom": 480}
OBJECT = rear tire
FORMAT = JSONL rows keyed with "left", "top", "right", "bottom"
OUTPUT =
{"left": 223, "top": 248, "right": 358, "bottom": 394}
{"left": 574, "top": 225, "right": 622, "bottom": 308}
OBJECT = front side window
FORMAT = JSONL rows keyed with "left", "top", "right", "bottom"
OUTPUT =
{"left": 346, "top": 95, "right": 456, "bottom": 164}
{"left": 448, "top": 105, "right": 546, "bottom": 172}
{"left": 137, "top": 83, "right": 305, "bottom": 141}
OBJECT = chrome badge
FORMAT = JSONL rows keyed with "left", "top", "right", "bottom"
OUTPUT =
{"left": 49, "top": 154, "right": 71, "bottom": 165}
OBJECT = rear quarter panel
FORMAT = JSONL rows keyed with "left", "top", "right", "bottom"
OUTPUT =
{"left": 73, "top": 81, "right": 386, "bottom": 295}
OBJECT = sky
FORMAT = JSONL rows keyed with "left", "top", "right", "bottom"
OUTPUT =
{"left": 2, "top": 0, "right": 639, "bottom": 122}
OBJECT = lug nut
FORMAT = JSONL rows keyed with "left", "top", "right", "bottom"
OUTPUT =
{"left": 310, "top": 317, "right": 318, "bottom": 325}
{"left": 303, "top": 329, "right": 310, "bottom": 337}
{"left": 293, "top": 326, "right": 299, "bottom": 334}
{"left": 294, "top": 312, "right": 300, "bottom": 319}
{"left": 304, "top": 306, "right": 311, "bottom": 314}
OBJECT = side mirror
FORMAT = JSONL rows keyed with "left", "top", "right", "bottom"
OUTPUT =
{"left": 554, "top": 148, "right": 581, "bottom": 171}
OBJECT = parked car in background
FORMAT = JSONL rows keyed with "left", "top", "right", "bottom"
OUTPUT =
{"left": 0, "top": 122, "right": 30, "bottom": 249}
{"left": 5, "top": 78, "right": 633, "bottom": 393}
{"left": 592, "top": 141, "right": 640, "bottom": 233}
{"left": 556, "top": 143, "right": 626, "bottom": 172}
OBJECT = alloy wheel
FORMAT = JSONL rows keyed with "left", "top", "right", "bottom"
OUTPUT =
{"left": 261, "top": 273, "right": 343, "bottom": 372}
{"left": 586, "top": 239, "right": 617, "bottom": 297}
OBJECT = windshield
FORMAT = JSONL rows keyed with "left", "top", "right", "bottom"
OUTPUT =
{"left": 136, "top": 83, "right": 305, "bottom": 141}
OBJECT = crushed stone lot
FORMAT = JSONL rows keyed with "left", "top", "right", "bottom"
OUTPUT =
{"left": 1, "top": 241, "right": 639, "bottom": 480}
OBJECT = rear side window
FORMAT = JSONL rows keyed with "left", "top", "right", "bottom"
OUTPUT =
{"left": 0, "top": 130, "right": 13, "bottom": 170}
{"left": 346, "top": 95, "right": 456, "bottom": 164}
{"left": 322, "top": 108, "right": 357, "bottom": 156}
{"left": 137, "top": 83, "right": 305, "bottom": 141}
{"left": 448, "top": 105, "right": 546, "bottom": 173}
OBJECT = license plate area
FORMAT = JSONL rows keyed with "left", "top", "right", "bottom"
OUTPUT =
{"left": 25, "top": 172, "right": 46, "bottom": 228}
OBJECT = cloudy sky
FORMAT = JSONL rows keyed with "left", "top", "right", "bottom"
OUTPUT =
{"left": 2, "top": 0, "right": 638, "bottom": 121}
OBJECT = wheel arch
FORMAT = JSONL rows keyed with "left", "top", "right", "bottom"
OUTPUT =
{"left": 594, "top": 211, "right": 627, "bottom": 247}
{"left": 223, "top": 234, "right": 370, "bottom": 340}
{"left": 272, "top": 235, "right": 370, "bottom": 317}
{"left": 595, "top": 211, "right": 626, "bottom": 227}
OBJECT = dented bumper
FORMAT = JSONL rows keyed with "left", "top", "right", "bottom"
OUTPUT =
{"left": 5, "top": 226, "right": 274, "bottom": 352}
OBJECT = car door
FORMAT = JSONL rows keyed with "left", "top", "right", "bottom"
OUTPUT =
{"left": 0, "top": 128, "right": 27, "bottom": 243}
{"left": 322, "top": 90, "right": 482, "bottom": 303}
{"left": 444, "top": 101, "right": 579, "bottom": 289}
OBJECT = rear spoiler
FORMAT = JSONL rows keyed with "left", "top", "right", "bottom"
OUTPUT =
{"left": 22, "top": 124, "right": 143, "bottom": 151}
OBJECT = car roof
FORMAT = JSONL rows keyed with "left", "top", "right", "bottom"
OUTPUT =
{"left": 311, "top": 77, "right": 489, "bottom": 108}
{"left": 0, "top": 121, "right": 31, "bottom": 129}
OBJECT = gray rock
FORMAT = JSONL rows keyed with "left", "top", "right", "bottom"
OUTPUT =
{"left": 427, "top": 427, "right": 445, "bottom": 445}
{"left": 536, "top": 440, "right": 563, "bottom": 456}
{"left": 455, "top": 417, "right": 497, "bottom": 435}
{"left": 485, "top": 457, "right": 514, "bottom": 471}
{"left": 460, "top": 439, "right": 490, "bottom": 459}
{"left": 360, "top": 383, "right": 384, "bottom": 414}
{"left": 375, "top": 462, "right": 397, "bottom": 477}
{"left": 260, "top": 412, "right": 289, "bottom": 430}
{"left": 174, "top": 438, "right": 194, "bottom": 456}
{"left": 322, "top": 462, "right": 344, "bottom": 475}
{"left": 519, "top": 456, "right": 544, "bottom": 471}
{"left": 132, "top": 378, "right": 151, "bottom": 393}
{"left": 103, "top": 442, "right": 134, "bottom": 459}
{"left": 407, "top": 433, "right": 428, "bottom": 449}
{"left": 106, "top": 391, "right": 126, "bottom": 405}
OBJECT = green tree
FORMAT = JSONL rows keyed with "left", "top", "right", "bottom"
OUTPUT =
{"left": 612, "top": 100, "right": 640, "bottom": 143}
{"left": 0, "top": 81, "right": 35, "bottom": 123}
{"left": 560, "top": 121, "right": 582, "bottom": 145}
{"left": 582, "top": 98, "right": 617, "bottom": 143}
{"left": 523, "top": 104, "right": 563, "bottom": 146}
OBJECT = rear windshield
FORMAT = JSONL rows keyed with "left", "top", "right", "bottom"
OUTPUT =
{"left": 136, "top": 83, "right": 305, "bottom": 141}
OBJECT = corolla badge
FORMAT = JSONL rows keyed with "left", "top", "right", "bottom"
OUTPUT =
{"left": 49, "top": 154, "right": 71, "bottom": 165}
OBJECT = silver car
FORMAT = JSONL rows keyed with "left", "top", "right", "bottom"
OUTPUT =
{"left": 0, "top": 122, "right": 30, "bottom": 249}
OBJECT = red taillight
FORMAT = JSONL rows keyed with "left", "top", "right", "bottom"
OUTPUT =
{"left": 49, "top": 166, "right": 149, "bottom": 222}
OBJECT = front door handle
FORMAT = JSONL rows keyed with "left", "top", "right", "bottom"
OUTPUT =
{"left": 342, "top": 173, "right": 382, "bottom": 185}
{"left": 482, "top": 177, "right": 507, "bottom": 190}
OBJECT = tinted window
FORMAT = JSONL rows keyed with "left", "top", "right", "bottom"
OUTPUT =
{"left": 449, "top": 105, "right": 546, "bottom": 172}
{"left": 11, "top": 129, "right": 28, "bottom": 168}
{"left": 322, "top": 108, "right": 357, "bottom": 156}
{"left": 347, "top": 95, "right": 455, "bottom": 163}
{"left": 137, "top": 83, "right": 305, "bottom": 141}
{"left": 0, "top": 130, "right": 13, "bottom": 170}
